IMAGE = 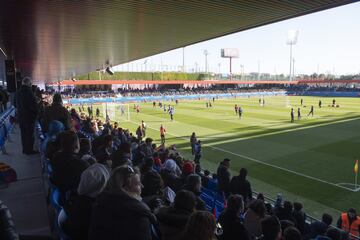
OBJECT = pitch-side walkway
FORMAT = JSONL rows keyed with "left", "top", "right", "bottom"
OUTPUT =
{"left": 0, "top": 127, "right": 50, "bottom": 236}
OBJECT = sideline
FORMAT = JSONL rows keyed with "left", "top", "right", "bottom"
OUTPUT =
{"left": 129, "top": 119, "right": 357, "bottom": 192}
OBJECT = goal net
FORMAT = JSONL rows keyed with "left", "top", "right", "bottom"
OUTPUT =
{"left": 102, "top": 103, "right": 130, "bottom": 122}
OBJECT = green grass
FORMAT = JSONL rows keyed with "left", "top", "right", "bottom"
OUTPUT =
{"left": 90, "top": 96, "right": 360, "bottom": 219}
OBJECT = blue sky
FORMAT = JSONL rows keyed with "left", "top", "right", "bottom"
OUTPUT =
{"left": 114, "top": 2, "right": 360, "bottom": 75}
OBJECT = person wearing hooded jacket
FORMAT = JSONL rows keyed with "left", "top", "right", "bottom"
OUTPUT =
{"left": 89, "top": 166, "right": 156, "bottom": 240}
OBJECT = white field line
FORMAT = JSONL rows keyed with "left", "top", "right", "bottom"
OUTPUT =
{"left": 129, "top": 119, "right": 357, "bottom": 192}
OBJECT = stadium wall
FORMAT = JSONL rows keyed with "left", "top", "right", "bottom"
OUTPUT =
{"left": 289, "top": 91, "right": 360, "bottom": 97}
{"left": 63, "top": 91, "right": 286, "bottom": 105}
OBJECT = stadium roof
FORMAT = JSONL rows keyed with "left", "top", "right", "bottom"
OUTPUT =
{"left": 0, "top": 1, "right": 357, "bottom": 83}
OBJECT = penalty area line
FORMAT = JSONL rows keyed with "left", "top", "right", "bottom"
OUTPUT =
{"left": 128, "top": 120, "right": 356, "bottom": 192}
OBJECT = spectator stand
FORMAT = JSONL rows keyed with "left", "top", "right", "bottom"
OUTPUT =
{"left": 0, "top": 106, "right": 15, "bottom": 154}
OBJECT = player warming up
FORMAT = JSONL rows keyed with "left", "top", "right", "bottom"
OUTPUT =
{"left": 291, "top": 108, "right": 294, "bottom": 123}
{"left": 169, "top": 107, "right": 174, "bottom": 121}
{"left": 238, "top": 106, "right": 243, "bottom": 119}
{"left": 318, "top": 100, "right": 322, "bottom": 108}
{"left": 234, "top": 104, "right": 238, "bottom": 115}
{"left": 308, "top": 105, "right": 314, "bottom": 117}
{"left": 297, "top": 108, "right": 301, "bottom": 120}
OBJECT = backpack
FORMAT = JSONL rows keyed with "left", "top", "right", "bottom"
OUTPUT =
{"left": 0, "top": 163, "right": 17, "bottom": 184}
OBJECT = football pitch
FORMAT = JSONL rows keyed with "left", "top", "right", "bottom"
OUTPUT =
{"left": 93, "top": 95, "right": 360, "bottom": 219}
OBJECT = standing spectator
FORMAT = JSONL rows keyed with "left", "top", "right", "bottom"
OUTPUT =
{"left": 190, "top": 132, "right": 197, "bottom": 155}
{"left": 230, "top": 168, "right": 252, "bottom": 204}
{"left": 218, "top": 194, "right": 249, "bottom": 240}
{"left": 0, "top": 86, "right": 9, "bottom": 112}
{"left": 136, "top": 125, "right": 143, "bottom": 141}
{"left": 244, "top": 199, "right": 266, "bottom": 239}
{"left": 194, "top": 140, "right": 202, "bottom": 164}
{"left": 181, "top": 211, "right": 217, "bottom": 240}
{"left": 156, "top": 190, "right": 197, "bottom": 240}
{"left": 217, "top": 158, "right": 231, "bottom": 196}
{"left": 17, "top": 77, "right": 38, "bottom": 154}
{"left": 43, "top": 93, "right": 71, "bottom": 131}
{"left": 89, "top": 166, "right": 155, "bottom": 240}
{"left": 337, "top": 208, "right": 360, "bottom": 238}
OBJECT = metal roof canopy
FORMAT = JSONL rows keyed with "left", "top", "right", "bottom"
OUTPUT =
{"left": 0, "top": 1, "right": 357, "bottom": 83}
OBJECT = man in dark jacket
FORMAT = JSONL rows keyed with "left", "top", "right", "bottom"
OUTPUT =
{"left": 157, "top": 190, "right": 197, "bottom": 240}
{"left": 307, "top": 213, "right": 333, "bottom": 239}
{"left": 51, "top": 131, "right": 89, "bottom": 193}
{"left": 17, "top": 77, "right": 38, "bottom": 154}
{"left": 217, "top": 158, "right": 231, "bottom": 196}
{"left": 218, "top": 194, "right": 249, "bottom": 240}
{"left": 89, "top": 166, "right": 155, "bottom": 240}
{"left": 230, "top": 168, "right": 252, "bottom": 203}
{"left": 43, "top": 93, "right": 71, "bottom": 132}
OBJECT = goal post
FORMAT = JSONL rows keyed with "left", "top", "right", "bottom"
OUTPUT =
{"left": 102, "top": 103, "right": 130, "bottom": 122}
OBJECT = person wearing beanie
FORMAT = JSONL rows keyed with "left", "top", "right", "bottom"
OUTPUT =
{"left": 63, "top": 163, "right": 110, "bottom": 239}
{"left": 181, "top": 161, "right": 194, "bottom": 183}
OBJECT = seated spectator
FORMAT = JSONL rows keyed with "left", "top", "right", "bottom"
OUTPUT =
{"left": 181, "top": 161, "right": 194, "bottom": 182}
{"left": 181, "top": 211, "right": 217, "bottom": 240}
{"left": 283, "top": 226, "right": 301, "bottom": 240}
{"left": 257, "top": 193, "right": 274, "bottom": 215}
{"left": 163, "top": 159, "right": 182, "bottom": 177}
{"left": 230, "top": 168, "right": 252, "bottom": 204}
{"left": 217, "top": 158, "right": 231, "bottom": 196}
{"left": 258, "top": 216, "right": 282, "bottom": 240}
{"left": 43, "top": 93, "right": 71, "bottom": 131}
{"left": 182, "top": 174, "right": 206, "bottom": 211}
{"left": 110, "top": 142, "right": 132, "bottom": 169}
{"left": 218, "top": 194, "right": 249, "bottom": 240}
{"left": 326, "top": 228, "right": 342, "bottom": 240}
{"left": 293, "top": 202, "right": 306, "bottom": 234}
{"left": 94, "top": 134, "right": 113, "bottom": 165}
{"left": 244, "top": 199, "right": 267, "bottom": 239}
{"left": 157, "top": 190, "right": 197, "bottom": 240}
{"left": 41, "top": 120, "right": 64, "bottom": 153}
{"left": 78, "top": 138, "right": 96, "bottom": 165}
{"left": 89, "top": 166, "right": 155, "bottom": 240}
{"left": 70, "top": 108, "right": 81, "bottom": 131}
{"left": 308, "top": 213, "right": 333, "bottom": 239}
{"left": 161, "top": 160, "right": 183, "bottom": 193}
{"left": 201, "top": 170, "right": 212, "bottom": 188}
{"left": 140, "top": 138, "right": 154, "bottom": 158}
{"left": 63, "top": 163, "right": 109, "bottom": 239}
{"left": 51, "top": 131, "right": 89, "bottom": 193}
{"left": 276, "top": 201, "right": 297, "bottom": 225}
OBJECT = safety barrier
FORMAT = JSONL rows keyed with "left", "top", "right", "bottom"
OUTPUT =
{"left": 0, "top": 106, "right": 15, "bottom": 154}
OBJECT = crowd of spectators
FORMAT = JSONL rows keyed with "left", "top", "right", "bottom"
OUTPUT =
{"left": 2, "top": 77, "right": 360, "bottom": 240}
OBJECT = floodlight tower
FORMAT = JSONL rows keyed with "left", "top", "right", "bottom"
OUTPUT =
{"left": 203, "top": 49, "right": 209, "bottom": 73}
{"left": 287, "top": 30, "right": 299, "bottom": 81}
